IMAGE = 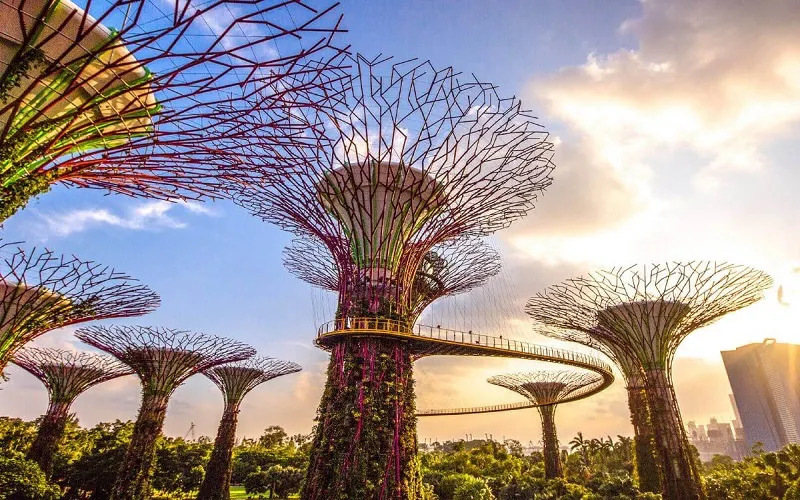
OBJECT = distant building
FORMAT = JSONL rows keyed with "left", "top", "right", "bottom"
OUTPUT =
{"left": 722, "top": 338, "right": 800, "bottom": 452}
{"left": 686, "top": 416, "right": 746, "bottom": 461}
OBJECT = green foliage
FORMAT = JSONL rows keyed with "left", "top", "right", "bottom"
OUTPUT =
{"left": 437, "top": 473, "right": 495, "bottom": 500}
{"left": 60, "top": 420, "right": 134, "bottom": 499}
{"left": 0, "top": 47, "right": 45, "bottom": 102}
{"left": 0, "top": 450, "right": 60, "bottom": 500}
{"left": 8, "top": 417, "right": 800, "bottom": 500}
{"left": 0, "top": 168, "right": 56, "bottom": 222}
{"left": 785, "top": 477, "right": 800, "bottom": 500}
{"left": 151, "top": 436, "right": 211, "bottom": 494}
{"left": 265, "top": 465, "right": 304, "bottom": 498}
{"left": 243, "top": 470, "right": 270, "bottom": 497}
{"left": 303, "top": 337, "right": 419, "bottom": 499}
{"left": 258, "top": 425, "right": 289, "bottom": 449}
{"left": 0, "top": 417, "right": 38, "bottom": 454}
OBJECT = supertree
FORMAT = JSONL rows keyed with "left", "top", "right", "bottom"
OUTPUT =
{"left": 488, "top": 371, "right": 603, "bottom": 479}
{"left": 0, "top": 241, "right": 159, "bottom": 373}
{"left": 526, "top": 262, "right": 773, "bottom": 500}
{"left": 74, "top": 325, "right": 255, "bottom": 500}
{"left": 198, "top": 356, "right": 302, "bottom": 500}
{"left": 533, "top": 324, "right": 661, "bottom": 492}
{"left": 0, "top": 0, "right": 347, "bottom": 221}
{"left": 232, "top": 53, "right": 555, "bottom": 499}
{"left": 283, "top": 236, "right": 502, "bottom": 324}
{"left": 11, "top": 347, "right": 132, "bottom": 476}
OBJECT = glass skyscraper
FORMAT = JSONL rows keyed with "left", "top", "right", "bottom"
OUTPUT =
{"left": 722, "top": 339, "right": 800, "bottom": 452}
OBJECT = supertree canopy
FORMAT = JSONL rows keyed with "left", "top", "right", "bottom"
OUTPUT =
{"left": 526, "top": 262, "right": 773, "bottom": 500}
{"left": 12, "top": 347, "right": 132, "bottom": 476}
{"left": 75, "top": 325, "right": 255, "bottom": 500}
{"left": 488, "top": 371, "right": 602, "bottom": 479}
{"left": 233, "top": 54, "right": 554, "bottom": 499}
{"left": 0, "top": 0, "right": 347, "bottom": 221}
{"left": 198, "top": 356, "right": 301, "bottom": 500}
{"left": 0, "top": 241, "right": 159, "bottom": 373}
{"left": 283, "top": 235, "right": 502, "bottom": 324}
{"left": 533, "top": 325, "right": 661, "bottom": 493}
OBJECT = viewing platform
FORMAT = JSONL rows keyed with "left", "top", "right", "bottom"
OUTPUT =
{"left": 315, "top": 317, "right": 615, "bottom": 415}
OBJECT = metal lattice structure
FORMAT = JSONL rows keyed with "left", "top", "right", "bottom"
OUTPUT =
{"left": 233, "top": 54, "right": 554, "bottom": 499}
{"left": 12, "top": 347, "right": 132, "bottom": 476}
{"left": 284, "top": 236, "right": 502, "bottom": 323}
{"left": 74, "top": 325, "right": 255, "bottom": 500}
{"left": 533, "top": 324, "right": 661, "bottom": 492}
{"left": 198, "top": 356, "right": 301, "bottom": 500}
{"left": 526, "top": 262, "right": 773, "bottom": 500}
{"left": 0, "top": 242, "right": 159, "bottom": 373}
{"left": 488, "top": 371, "right": 602, "bottom": 479}
{"left": 0, "top": 0, "right": 347, "bottom": 221}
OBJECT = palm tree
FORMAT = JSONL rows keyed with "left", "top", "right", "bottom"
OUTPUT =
{"left": 616, "top": 435, "right": 634, "bottom": 464}
{"left": 569, "top": 432, "right": 591, "bottom": 467}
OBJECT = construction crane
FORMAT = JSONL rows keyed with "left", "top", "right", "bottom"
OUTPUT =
{"left": 184, "top": 422, "right": 196, "bottom": 441}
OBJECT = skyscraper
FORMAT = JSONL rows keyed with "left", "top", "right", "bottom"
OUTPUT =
{"left": 722, "top": 339, "right": 800, "bottom": 452}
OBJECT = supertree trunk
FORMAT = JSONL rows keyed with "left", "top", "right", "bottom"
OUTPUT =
{"left": 538, "top": 405, "right": 562, "bottom": 479}
{"left": 111, "top": 393, "right": 169, "bottom": 500}
{"left": 303, "top": 336, "right": 421, "bottom": 500}
{"left": 197, "top": 406, "right": 240, "bottom": 500}
{"left": 27, "top": 400, "right": 70, "bottom": 477}
{"left": 643, "top": 369, "right": 704, "bottom": 500}
{"left": 627, "top": 384, "right": 661, "bottom": 493}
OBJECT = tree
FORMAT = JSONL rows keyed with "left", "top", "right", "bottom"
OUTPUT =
{"left": 528, "top": 262, "right": 773, "bottom": 499}
{"left": 60, "top": 420, "right": 134, "bottom": 499}
{"left": 0, "top": 450, "right": 60, "bottom": 500}
{"left": 264, "top": 464, "right": 304, "bottom": 498}
{"left": 259, "top": 426, "right": 290, "bottom": 449}
{"left": 75, "top": 325, "right": 254, "bottom": 499}
{"left": 12, "top": 348, "right": 132, "bottom": 477}
{"left": 152, "top": 436, "right": 211, "bottom": 495}
{"left": 199, "top": 359, "right": 300, "bottom": 500}
{"left": 244, "top": 470, "right": 270, "bottom": 498}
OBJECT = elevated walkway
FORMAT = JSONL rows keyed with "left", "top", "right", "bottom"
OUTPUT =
{"left": 315, "top": 317, "right": 615, "bottom": 415}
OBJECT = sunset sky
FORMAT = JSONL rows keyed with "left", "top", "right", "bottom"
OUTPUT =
{"left": 2, "top": 0, "right": 799, "bottom": 447}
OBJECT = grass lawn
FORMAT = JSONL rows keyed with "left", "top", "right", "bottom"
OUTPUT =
{"left": 229, "top": 486, "right": 249, "bottom": 499}
{"left": 229, "top": 485, "right": 298, "bottom": 499}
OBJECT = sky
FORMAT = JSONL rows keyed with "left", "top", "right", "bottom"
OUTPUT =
{"left": 1, "top": 0, "right": 800, "bottom": 447}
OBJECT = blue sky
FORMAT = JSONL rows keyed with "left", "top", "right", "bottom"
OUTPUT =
{"left": 3, "top": 0, "right": 800, "bottom": 444}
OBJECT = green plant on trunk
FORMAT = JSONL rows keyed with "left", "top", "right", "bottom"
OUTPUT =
{"left": 11, "top": 348, "right": 132, "bottom": 478}
{"left": 303, "top": 336, "right": 422, "bottom": 499}
{"left": 198, "top": 358, "right": 300, "bottom": 500}
{"left": 74, "top": 325, "right": 255, "bottom": 500}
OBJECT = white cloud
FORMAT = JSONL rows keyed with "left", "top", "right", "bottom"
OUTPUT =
{"left": 32, "top": 200, "right": 217, "bottom": 239}
{"left": 530, "top": 0, "right": 800, "bottom": 189}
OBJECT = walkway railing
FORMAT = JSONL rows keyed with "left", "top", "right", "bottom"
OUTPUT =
{"left": 316, "top": 317, "right": 613, "bottom": 374}
{"left": 315, "top": 317, "right": 615, "bottom": 415}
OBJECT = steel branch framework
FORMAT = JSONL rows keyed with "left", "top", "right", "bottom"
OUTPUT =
{"left": 532, "top": 324, "right": 661, "bottom": 492}
{"left": 232, "top": 53, "right": 554, "bottom": 500}
{"left": 0, "top": 241, "right": 159, "bottom": 372}
{"left": 488, "top": 371, "right": 602, "bottom": 479}
{"left": 283, "top": 235, "right": 502, "bottom": 323}
{"left": 198, "top": 356, "right": 301, "bottom": 500}
{"left": 0, "top": 0, "right": 348, "bottom": 220}
{"left": 75, "top": 325, "right": 255, "bottom": 500}
{"left": 12, "top": 347, "right": 132, "bottom": 476}
{"left": 234, "top": 53, "right": 554, "bottom": 322}
{"left": 526, "top": 262, "right": 773, "bottom": 500}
